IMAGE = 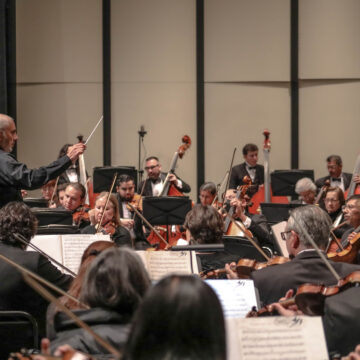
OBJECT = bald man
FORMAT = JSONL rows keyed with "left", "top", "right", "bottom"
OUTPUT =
{"left": 0, "top": 114, "right": 85, "bottom": 207}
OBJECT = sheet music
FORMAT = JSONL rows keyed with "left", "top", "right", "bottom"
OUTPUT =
{"left": 226, "top": 316, "right": 328, "bottom": 360}
{"left": 29, "top": 235, "right": 63, "bottom": 264}
{"left": 205, "top": 280, "right": 258, "bottom": 318}
{"left": 61, "top": 234, "right": 111, "bottom": 274}
{"left": 137, "top": 250, "right": 199, "bottom": 281}
{"left": 271, "top": 221, "right": 288, "bottom": 257}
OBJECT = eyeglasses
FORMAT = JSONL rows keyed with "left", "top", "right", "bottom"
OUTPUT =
{"left": 280, "top": 230, "right": 292, "bottom": 241}
{"left": 342, "top": 204, "right": 357, "bottom": 211}
{"left": 145, "top": 164, "right": 159, "bottom": 171}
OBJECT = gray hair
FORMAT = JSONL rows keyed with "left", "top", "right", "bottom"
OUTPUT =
{"left": 287, "top": 205, "right": 331, "bottom": 249}
{"left": 295, "top": 177, "right": 317, "bottom": 194}
{"left": 0, "top": 114, "right": 12, "bottom": 132}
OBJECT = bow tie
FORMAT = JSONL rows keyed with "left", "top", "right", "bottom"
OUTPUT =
{"left": 151, "top": 178, "right": 162, "bottom": 184}
{"left": 331, "top": 177, "right": 341, "bottom": 182}
{"left": 247, "top": 166, "right": 257, "bottom": 170}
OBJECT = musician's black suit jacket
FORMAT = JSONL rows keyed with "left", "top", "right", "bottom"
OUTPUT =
{"left": 251, "top": 250, "right": 360, "bottom": 306}
{"left": 315, "top": 172, "right": 352, "bottom": 190}
{"left": 0, "top": 242, "right": 72, "bottom": 336}
{"left": 229, "top": 163, "right": 264, "bottom": 189}
{"left": 138, "top": 172, "right": 191, "bottom": 197}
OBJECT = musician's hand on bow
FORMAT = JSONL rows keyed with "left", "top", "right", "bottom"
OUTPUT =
{"left": 342, "top": 344, "right": 360, "bottom": 360}
{"left": 225, "top": 262, "right": 239, "bottom": 279}
{"left": 270, "top": 289, "right": 303, "bottom": 316}
{"left": 67, "top": 143, "right": 86, "bottom": 163}
{"left": 353, "top": 175, "right": 360, "bottom": 185}
{"left": 348, "top": 232, "right": 357, "bottom": 242}
{"left": 168, "top": 173, "right": 178, "bottom": 184}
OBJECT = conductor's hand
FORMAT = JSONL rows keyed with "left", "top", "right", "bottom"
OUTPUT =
{"left": 67, "top": 143, "right": 86, "bottom": 163}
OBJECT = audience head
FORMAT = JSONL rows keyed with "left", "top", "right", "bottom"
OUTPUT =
{"left": 123, "top": 274, "right": 226, "bottom": 360}
{"left": 285, "top": 205, "right": 331, "bottom": 256}
{"left": 242, "top": 143, "right": 258, "bottom": 166}
{"left": 63, "top": 183, "right": 86, "bottom": 211}
{"left": 0, "top": 202, "right": 38, "bottom": 248}
{"left": 0, "top": 114, "right": 17, "bottom": 153}
{"left": 199, "top": 182, "right": 216, "bottom": 206}
{"left": 326, "top": 155, "right": 343, "bottom": 178}
{"left": 80, "top": 247, "right": 150, "bottom": 315}
{"left": 94, "top": 192, "right": 121, "bottom": 227}
{"left": 295, "top": 177, "right": 317, "bottom": 204}
{"left": 324, "top": 187, "right": 345, "bottom": 214}
{"left": 184, "top": 204, "right": 224, "bottom": 244}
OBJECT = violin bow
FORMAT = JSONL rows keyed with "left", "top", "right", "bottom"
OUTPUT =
{"left": 0, "top": 253, "right": 88, "bottom": 309}
{"left": 132, "top": 176, "right": 148, "bottom": 222}
{"left": 22, "top": 273, "right": 121, "bottom": 359}
{"left": 127, "top": 202, "right": 169, "bottom": 248}
{"left": 96, "top": 173, "right": 118, "bottom": 234}
{"left": 14, "top": 233, "right": 77, "bottom": 277}
{"left": 49, "top": 176, "right": 59, "bottom": 206}
{"left": 212, "top": 171, "right": 229, "bottom": 206}
{"left": 291, "top": 216, "right": 341, "bottom": 282}
{"left": 223, "top": 147, "right": 237, "bottom": 202}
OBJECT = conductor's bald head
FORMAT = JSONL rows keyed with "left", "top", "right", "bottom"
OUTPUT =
{"left": 0, "top": 114, "right": 17, "bottom": 152}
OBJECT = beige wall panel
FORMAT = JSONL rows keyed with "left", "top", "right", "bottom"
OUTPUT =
{"left": 111, "top": 0, "right": 195, "bottom": 82}
{"left": 16, "top": 84, "right": 103, "bottom": 190}
{"left": 111, "top": 83, "right": 197, "bottom": 198}
{"left": 16, "top": 0, "right": 102, "bottom": 83}
{"left": 299, "top": 0, "right": 360, "bottom": 79}
{"left": 205, "top": 84, "right": 291, "bottom": 184}
{"left": 205, "top": 0, "right": 290, "bottom": 82}
{"left": 299, "top": 81, "right": 360, "bottom": 180}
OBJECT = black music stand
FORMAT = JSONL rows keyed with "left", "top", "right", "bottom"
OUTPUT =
{"left": 93, "top": 166, "right": 138, "bottom": 193}
{"left": 31, "top": 208, "right": 73, "bottom": 226}
{"left": 142, "top": 196, "right": 192, "bottom": 244}
{"left": 271, "top": 170, "right": 314, "bottom": 197}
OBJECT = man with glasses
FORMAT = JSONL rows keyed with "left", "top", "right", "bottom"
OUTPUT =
{"left": 227, "top": 205, "right": 360, "bottom": 305}
{"left": 138, "top": 156, "right": 191, "bottom": 197}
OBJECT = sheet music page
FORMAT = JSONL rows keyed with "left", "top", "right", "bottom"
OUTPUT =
{"left": 28, "top": 235, "right": 63, "bottom": 265}
{"left": 137, "top": 250, "right": 198, "bottom": 281}
{"left": 226, "top": 316, "right": 328, "bottom": 360}
{"left": 205, "top": 279, "right": 258, "bottom": 318}
{"left": 61, "top": 234, "right": 111, "bottom": 275}
{"left": 271, "top": 221, "right": 288, "bottom": 257}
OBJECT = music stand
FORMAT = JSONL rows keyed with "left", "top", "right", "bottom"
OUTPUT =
{"left": 31, "top": 208, "right": 73, "bottom": 226}
{"left": 142, "top": 196, "right": 192, "bottom": 243}
{"left": 271, "top": 170, "right": 314, "bottom": 197}
{"left": 260, "top": 203, "right": 305, "bottom": 224}
{"left": 93, "top": 166, "right": 138, "bottom": 193}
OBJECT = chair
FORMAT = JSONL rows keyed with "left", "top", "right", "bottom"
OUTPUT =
{"left": 0, "top": 311, "right": 39, "bottom": 359}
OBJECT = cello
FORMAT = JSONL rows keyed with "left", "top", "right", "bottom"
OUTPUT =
{"left": 248, "top": 130, "right": 288, "bottom": 214}
{"left": 345, "top": 151, "right": 360, "bottom": 199}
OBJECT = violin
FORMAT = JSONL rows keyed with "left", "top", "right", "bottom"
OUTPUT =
{"left": 327, "top": 228, "right": 360, "bottom": 264}
{"left": 72, "top": 205, "right": 91, "bottom": 227}
{"left": 96, "top": 220, "right": 117, "bottom": 236}
{"left": 247, "top": 270, "right": 360, "bottom": 317}
{"left": 126, "top": 193, "right": 143, "bottom": 212}
{"left": 200, "top": 256, "right": 289, "bottom": 280}
{"left": 314, "top": 179, "right": 330, "bottom": 206}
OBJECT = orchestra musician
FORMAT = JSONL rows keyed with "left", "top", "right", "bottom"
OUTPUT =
{"left": 229, "top": 143, "right": 264, "bottom": 194}
{"left": 226, "top": 205, "right": 360, "bottom": 306}
{"left": 41, "top": 179, "right": 58, "bottom": 206}
{"left": 138, "top": 156, "right": 191, "bottom": 196}
{"left": 61, "top": 183, "right": 90, "bottom": 229}
{"left": 338, "top": 194, "right": 360, "bottom": 261}
{"left": 316, "top": 155, "right": 353, "bottom": 192}
{"left": 291, "top": 177, "right": 317, "bottom": 205}
{"left": 0, "top": 202, "right": 72, "bottom": 337}
{"left": 0, "top": 114, "right": 85, "bottom": 208}
{"left": 115, "top": 175, "right": 150, "bottom": 249}
{"left": 199, "top": 182, "right": 217, "bottom": 206}
{"left": 81, "top": 192, "right": 131, "bottom": 247}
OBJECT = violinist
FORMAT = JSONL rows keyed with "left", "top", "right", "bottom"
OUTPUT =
{"left": 316, "top": 155, "right": 353, "bottom": 192}
{"left": 224, "top": 189, "right": 273, "bottom": 250}
{"left": 291, "top": 177, "right": 317, "bottom": 205}
{"left": 41, "top": 179, "right": 58, "bottom": 207}
{"left": 81, "top": 192, "right": 131, "bottom": 247}
{"left": 199, "top": 182, "right": 217, "bottom": 206}
{"left": 338, "top": 195, "right": 360, "bottom": 260}
{"left": 115, "top": 175, "right": 150, "bottom": 249}
{"left": 62, "top": 183, "right": 90, "bottom": 229}
{"left": 0, "top": 202, "right": 72, "bottom": 337}
{"left": 0, "top": 114, "right": 85, "bottom": 208}
{"left": 229, "top": 143, "right": 264, "bottom": 195}
{"left": 227, "top": 205, "right": 360, "bottom": 306}
{"left": 138, "top": 156, "right": 191, "bottom": 196}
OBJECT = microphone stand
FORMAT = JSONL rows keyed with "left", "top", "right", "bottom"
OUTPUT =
{"left": 138, "top": 125, "right": 147, "bottom": 186}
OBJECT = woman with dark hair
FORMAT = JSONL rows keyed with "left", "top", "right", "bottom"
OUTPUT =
{"left": 0, "top": 202, "right": 72, "bottom": 337}
{"left": 81, "top": 192, "right": 131, "bottom": 247}
{"left": 49, "top": 247, "right": 150, "bottom": 355}
{"left": 122, "top": 274, "right": 226, "bottom": 360}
